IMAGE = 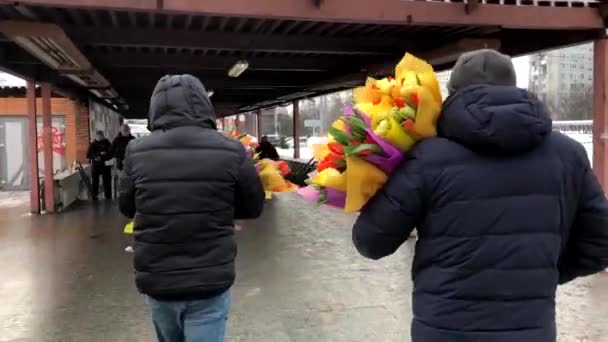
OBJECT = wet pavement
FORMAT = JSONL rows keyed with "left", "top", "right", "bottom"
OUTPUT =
{"left": 0, "top": 192, "right": 607, "bottom": 342}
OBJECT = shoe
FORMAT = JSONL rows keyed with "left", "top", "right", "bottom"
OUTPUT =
{"left": 125, "top": 246, "right": 134, "bottom": 253}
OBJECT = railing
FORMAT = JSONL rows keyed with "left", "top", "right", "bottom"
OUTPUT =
{"left": 553, "top": 120, "right": 593, "bottom": 134}
{"left": 406, "top": 0, "right": 599, "bottom": 7}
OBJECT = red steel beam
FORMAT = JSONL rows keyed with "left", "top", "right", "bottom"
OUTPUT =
{"left": 593, "top": 38, "right": 608, "bottom": 191}
{"left": 4, "top": 0, "right": 603, "bottom": 30}
{"left": 26, "top": 80, "right": 40, "bottom": 214}
{"left": 69, "top": 27, "right": 400, "bottom": 55}
{"left": 234, "top": 113, "right": 240, "bottom": 132}
{"left": 87, "top": 51, "right": 361, "bottom": 72}
{"left": 0, "top": 0, "right": 158, "bottom": 10}
{"left": 41, "top": 82, "right": 55, "bottom": 213}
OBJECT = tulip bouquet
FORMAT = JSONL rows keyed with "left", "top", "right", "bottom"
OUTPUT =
{"left": 228, "top": 131, "right": 260, "bottom": 159}
{"left": 296, "top": 53, "right": 442, "bottom": 213}
{"left": 228, "top": 131, "right": 296, "bottom": 199}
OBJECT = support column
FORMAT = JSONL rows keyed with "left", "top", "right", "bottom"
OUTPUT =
{"left": 293, "top": 100, "right": 301, "bottom": 159}
{"left": 593, "top": 39, "right": 608, "bottom": 191}
{"left": 234, "top": 114, "right": 240, "bottom": 132}
{"left": 26, "top": 80, "right": 40, "bottom": 214}
{"left": 41, "top": 82, "right": 55, "bottom": 213}
{"left": 221, "top": 117, "right": 226, "bottom": 132}
{"left": 256, "top": 109, "right": 263, "bottom": 138}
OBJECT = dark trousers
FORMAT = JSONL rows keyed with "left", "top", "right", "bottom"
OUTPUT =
{"left": 91, "top": 165, "right": 112, "bottom": 199}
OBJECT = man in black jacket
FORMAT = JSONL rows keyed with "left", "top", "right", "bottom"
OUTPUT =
{"left": 87, "top": 130, "right": 113, "bottom": 200}
{"left": 111, "top": 124, "right": 135, "bottom": 171}
{"left": 353, "top": 50, "right": 608, "bottom": 342}
{"left": 256, "top": 136, "right": 280, "bottom": 161}
{"left": 119, "top": 75, "right": 265, "bottom": 342}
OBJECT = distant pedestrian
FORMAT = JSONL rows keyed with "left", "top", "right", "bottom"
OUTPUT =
{"left": 256, "top": 136, "right": 280, "bottom": 161}
{"left": 353, "top": 49, "right": 608, "bottom": 342}
{"left": 112, "top": 124, "right": 135, "bottom": 171}
{"left": 119, "top": 74, "right": 264, "bottom": 342}
{"left": 87, "top": 130, "right": 112, "bottom": 200}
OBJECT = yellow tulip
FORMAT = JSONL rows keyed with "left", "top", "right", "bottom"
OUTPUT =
{"left": 311, "top": 144, "right": 330, "bottom": 162}
{"left": 376, "top": 77, "right": 396, "bottom": 95}
{"left": 353, "top": 85, "right": 381, "bottom": 105}
{"left": 374, "top": 117, "right": 416, "bottom": 151}
{"left": 311, "top": 168, "right": 347, "bottom": 192}
{"left": 240, "top": 135, "right": 253, "bottom": 146}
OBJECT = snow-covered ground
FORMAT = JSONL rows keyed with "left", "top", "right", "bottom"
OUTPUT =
{"left": 278, "top": 131, "right": 594, "bottom": 165}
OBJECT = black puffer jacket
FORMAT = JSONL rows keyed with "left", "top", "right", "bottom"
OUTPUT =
{"left": 119, "top": 74, "right": 265, "bottom": 300}
{"left": 112, "top": 134, "right": 135, "bottom": 170}
{"left": 353, "top": 85, "right": 608, "bottom": 342}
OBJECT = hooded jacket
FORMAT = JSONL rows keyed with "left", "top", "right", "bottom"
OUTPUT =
{"left": 353, "top": 85, "right": 608, "bottom": 342}
{"left": 119, "top": 75, "right": 265, "bottom": 300}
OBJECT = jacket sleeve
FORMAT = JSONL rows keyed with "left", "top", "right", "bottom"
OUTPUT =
{"left": 559, "top": 159, "right": 608, "bottom": 284}
{"left": 110, "top": 137, "right": 118, "bottom": 157}
{"left": 118, "top": 147, "right": 136, "bottom": 219}
{"left": 103, "top": 141, "right": 113, "bottom": 161}
{"left": 353, "top": 154, "right": 426, "bottom": 260}
{"left": 86, "top": 143, "right": 94, "bottom": 160}
{"left": 234, "top": 153, "right": 265, "bottom": 220}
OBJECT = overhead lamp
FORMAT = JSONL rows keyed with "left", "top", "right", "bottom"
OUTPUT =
{"left": 208, "top": 90, "right": 214, "bottom": 97}
{"left": 228, "top": 60, "right": 249, "bottom": 78}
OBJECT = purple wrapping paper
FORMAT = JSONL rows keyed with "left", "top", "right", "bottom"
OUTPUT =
{"left": 325, "top": 188, "right": 347, "bottom": 208}
{"left": 344, "top": 106, "right": 404, "bottom": 174}
{"left": 296, "top": 186, "right": 346, "bottom": 209}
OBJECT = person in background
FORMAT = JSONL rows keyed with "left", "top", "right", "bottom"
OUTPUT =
{"left": 256, "top": 136, "right": 280, "bottom": 161}
{"left": 112, "top": 124, "right": 136, "bottom": 253}
{"left": 112, "top": 123, "right": 135, "bottom": 171}
{"left": 352, "top": 49, "right": 608, "bottom": 342}
{"left": 87, "top": 130, "right": 113, "bottom": 200}
{"left": 119, "top": 74, "right": 264, "bottom": 342}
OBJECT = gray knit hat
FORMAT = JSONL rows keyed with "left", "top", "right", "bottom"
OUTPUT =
{"left": 447, "top": 49, "right": 517, "bottom": 95}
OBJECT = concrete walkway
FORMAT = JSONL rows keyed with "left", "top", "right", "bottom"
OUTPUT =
{"left": 0, "top": 192, "right": 607, "bottom": 341}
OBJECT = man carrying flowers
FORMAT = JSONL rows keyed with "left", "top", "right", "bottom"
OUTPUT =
{"left": 352, "top": 50, "right": 608, "bottom": 342}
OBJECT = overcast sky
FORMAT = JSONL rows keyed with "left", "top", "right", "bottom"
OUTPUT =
{"left": 512, "top": 56, "right": 530, "bottom": 89}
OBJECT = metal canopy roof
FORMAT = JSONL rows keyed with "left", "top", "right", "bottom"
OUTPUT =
{"left": 0, "top": 0, "right": 604, "bottom": 118}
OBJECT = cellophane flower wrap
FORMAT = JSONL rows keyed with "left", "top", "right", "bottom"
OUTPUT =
{"left": 124, "top": 220, "right": 134, "bottom": 234}
{"left": 228, "top": 131, "right": 296, "bottom": 199}
{"left": 296, "top": 53, "right": 442, "bottom": 213}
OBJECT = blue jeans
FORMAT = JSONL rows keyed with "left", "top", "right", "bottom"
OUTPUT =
{"left": 148, "top": 291, "right": 230, "bottom": 342}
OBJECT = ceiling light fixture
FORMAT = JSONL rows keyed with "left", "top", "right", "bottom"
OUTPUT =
{"left": 208, "top": 90, "right": 214, "bottom": 97}
{"left": 0, "top": 21, "right": 91, "bottom": 72}
{"left": 228, "top": 60, "right": 249, "bottom": 78}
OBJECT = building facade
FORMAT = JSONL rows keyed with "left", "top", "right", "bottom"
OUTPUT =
{"left": 528, "top": 43, "right": 593, "bottom": 119}
{"left": 0, "top": 88, "right": 122, "bottom": 191}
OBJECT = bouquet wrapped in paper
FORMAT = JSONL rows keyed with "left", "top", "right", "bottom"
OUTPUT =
{"left": 228, "top": 131, "right": 260, "bottom": 159}
{"left": 228, "top": 131, "right": 295, "bottom": 199}
{"left": 124, "top": 220, "right": 134, "bottom": 234}
{"left": 296, "top": 53, "right": 442, "bottom": 213}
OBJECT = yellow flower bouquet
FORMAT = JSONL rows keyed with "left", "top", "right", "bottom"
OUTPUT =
{"left": 297, "top": 53, "right": 442, "bottom": 213}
